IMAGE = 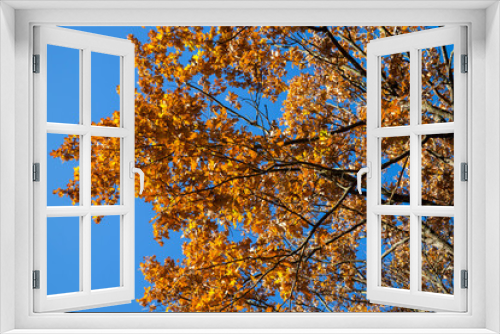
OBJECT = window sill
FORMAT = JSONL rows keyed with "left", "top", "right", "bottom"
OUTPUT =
{"left": 4, "top": 329, "right": 498, "bottom": 334}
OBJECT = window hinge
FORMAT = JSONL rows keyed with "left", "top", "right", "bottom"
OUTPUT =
{"left": 33, "top": 54, "right": 40, "bottom": 73}
{"left": 461, "top": 162, "right": 468, "bottom": 181}
{"left": 33, "top": 270, "right": 40, "bottom": 289}
{"left": 461, "top": 270, "right": 468, "bottom": 289}
{"left": 461, "top": 54, "right": 468, "bottom": 73}
{"left": 33, "top": 163, "right": 40, "bottom": 182}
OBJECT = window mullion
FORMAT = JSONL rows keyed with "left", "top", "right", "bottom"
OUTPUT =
{"left": 46, "top": 123, "right": 88, "bottom": 135}
{"left": 82, "top": 213, "right": 91, "bottom": 293}
{"left": 82, "top": 47, "right": 91, "bottom": 207}
{"left": 373, "top": 126, "right": 411, "bottom": 138}
{"left": 409, "top": 47, "right": 421, "bottom": 295}
{"left": 45, "top": 123, "right": 129, "bottom": 138}
{"left": 365, "top": 48, "right": 380, "bottom": 295}
{"left": 89, "top": 126, "right": 130, "bottom": 138}
{"left": 373, "top": 205, "right": 455, "bottom": 217}
{"left": 82, "top": 47, "right": 92, "bottom": 294}
{"left": 413, "top": 123, "right": 454, "bottom": 135}
{"left": 89, "top": 205, "right": 128, "bottom": 215}
{"left": 373, "top": 205, "right": 411, "bottom": 215}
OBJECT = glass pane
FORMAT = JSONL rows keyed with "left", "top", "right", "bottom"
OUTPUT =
{"left": 421, "top": 135, "right": 454, "bottom": 206}
{"left": 91, "top": 136, "right": 120, "bottom": 205}
{"left": 47, "top": 45, "right": 80, "bottom": 124}
{"left": 47, "top": 134, "right": 80, "bottom": 206}
{"left": 421, "top": 45, "right": 454, "bottom": 124}
{"left": 381, "top": 215, "right": 410, "bottom": 290}
{"left": 381, "top": 136, "right": 410, "bottom": 205}
{"left": 47, "top": 217, "right": 80, "bottom": 295}
{"left": 421, "top": 216, "right": 454, "bottom": 294}
{"left": 91, "top": 215, "right": 121, "bottom": 290}
{"left": 91, "top": 52, "right": 120, "bottom": 127}
{"left": 380, "top": 52, "right": 410, "bottom": 127}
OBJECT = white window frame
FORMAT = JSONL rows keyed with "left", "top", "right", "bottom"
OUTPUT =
{"left": 32, "top": 26, "right": 136, "bottom": 313}
{"left": 365, "top": 26, "right": 468, "bottom": 312}
{"left": 0, "top": 1, "right": 499, "bottom": 333}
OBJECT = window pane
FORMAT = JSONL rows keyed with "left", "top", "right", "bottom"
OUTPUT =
{"left": 91, "top": 136, "right": 120, "bottom": 205}
{"left": 47, "top": 217, "right": 80, "bottom": 295}
{"left": 381, "top": 136, "right": 410, "bottom": 205}
{"left": 91, "top": 52, "right": 120, "bottom": 127}
{"left": 47, "top": 134, "right": 80, "bottom": 206}
{"left": 91, "top": 215, "right": 121, "bottom": 290}
{"left": 381, "top": 215, "right": 410, "bottom": 290}
{"left": 421, "top": 216, "right": 454, "bottom": 294}
{"left": 421, "top": 135, "right": 454, "bottom": 206}
{"left": 380, "top": 52, "right": 410, "bottom": 127}
{"left": 47, "top": 45, "right": 80, "bottom": 124}
{"left": 421, "top": 45, "right": 454, "bottom": 124}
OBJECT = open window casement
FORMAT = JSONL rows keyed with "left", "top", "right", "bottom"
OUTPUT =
{"left": 33, "top": 26, "right": 140, "bottom": 312}
{"left": 361, "top": 26, "right": 467, "bottom": 312}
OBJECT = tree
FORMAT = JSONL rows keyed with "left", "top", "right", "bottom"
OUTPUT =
{"left": 51, "top": 26, "right": 455, "bottom": 312}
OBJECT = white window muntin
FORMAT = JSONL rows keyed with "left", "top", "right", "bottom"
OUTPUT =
{"left": 366, "top": 26, "right": 467, "bottom": 312}
{"left": 33, "top": 26, "right": 136, "bottom": 312}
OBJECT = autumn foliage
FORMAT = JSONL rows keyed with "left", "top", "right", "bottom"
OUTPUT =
{"left": 51, "top": 26, "right": 455, "bottom": 312}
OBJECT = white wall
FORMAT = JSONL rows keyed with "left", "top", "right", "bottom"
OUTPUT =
{"left": 0, "top": 2, "right": 16, "bottom": 333}
{"left": 0, "top": 3, "right": 494, "bottom": 332}
{"left": 486, "top": 2, "right": 500, "bottom": 333}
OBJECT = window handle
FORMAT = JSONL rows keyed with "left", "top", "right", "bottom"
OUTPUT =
{"left": 129, "top": 162, "right": 145, "bottom": 195}
{"left": 357, "top": 162, "right": 371, "bottom": 195}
